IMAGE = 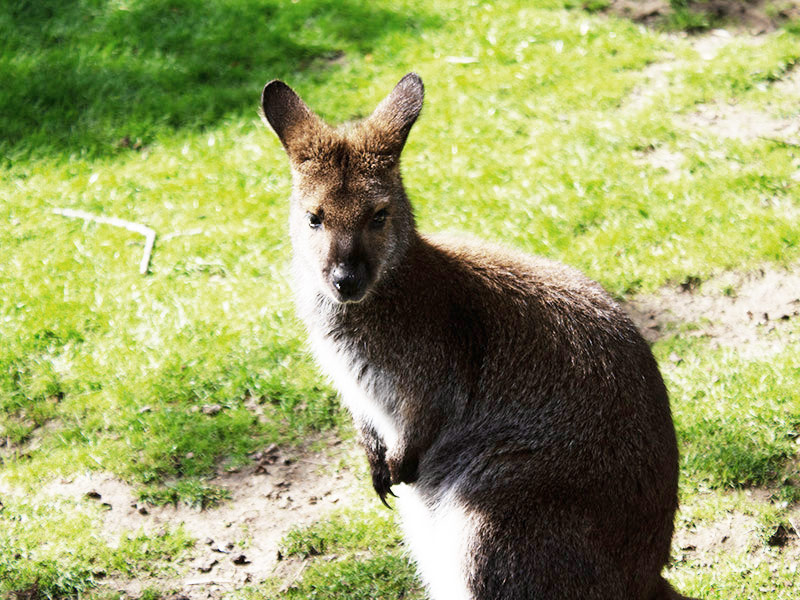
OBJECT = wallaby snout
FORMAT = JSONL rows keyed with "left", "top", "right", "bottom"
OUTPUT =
{"left": 325, "top": 231, "right": 372, "bottom": 302}
{"left": 330, "top": 260, "right": 368, "bottom": 302}
{"left": 261, "top": 74, "right": 696, "bottom": 600}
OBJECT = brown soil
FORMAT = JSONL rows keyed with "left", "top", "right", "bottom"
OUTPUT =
{"left": 608, "top": 0, "right": 800, "bottom": 33}
{"left": 673, "top": 492, "right": 800, "bottom": 567}
{"left": 633, "top": 145, "right": 685, "bottom": 180}
{"left": 684, "top": 99, "right": 800, "bottom": 143}
{"left": 674, "top": 511, "right": 761, "bottom": 563}
{"left": 625, "top": 264, "right": 800, "bottom": 356}
{"left": 39, "top": 437, "right": 365, "bottom": 599}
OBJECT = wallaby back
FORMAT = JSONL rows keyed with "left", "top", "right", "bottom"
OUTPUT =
{"left": 261, "top": 74, "right": 694, "bottom": 600}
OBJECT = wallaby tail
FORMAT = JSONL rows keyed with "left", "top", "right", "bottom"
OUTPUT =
{"left": 654, "top": 577, "right": 699, "bottom": 600}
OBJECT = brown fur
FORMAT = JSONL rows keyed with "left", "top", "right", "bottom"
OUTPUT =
{"left": 260, "top": 74, "right": 696, "bottom": 600}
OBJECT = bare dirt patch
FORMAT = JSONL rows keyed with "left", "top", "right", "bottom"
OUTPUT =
{"left": 690, "top": 27, "right": 736, "bottom": 60}
{"left": 607, "top": 0, "right": 672, "bottom": 24}
{"left": 607, "top": 0, "right": 800, "bottom": 33}
{"left": 625, "top": 265, "right": 800, "bottom": 354}
{"left": 673, "top": 495, "right": 800, "bottom": 568}
{"left": 626, "top": 54, "right": 680, "bottom": 114}
{"left": 674, "top": 511, "right": 761, "bottom": 564}
{"left": 785, "top": 504, "right": 800, "bottom": 549}
{"left": 633, "top": 145, "right": 686, "bottom": 180}
{"left": 678, "top": 53, "right": 800, "bottom": 147}
{"left": 42, "top": 437, "right": 366, "bottom": 599}
{"left": 683, "top": 100, "right": 800, "bottom": 143}
{"left": 625, "top": 29, "right": 762, "bottom": 115}
{"left": 774, "top": 62, "right": 800, "bottom": 96}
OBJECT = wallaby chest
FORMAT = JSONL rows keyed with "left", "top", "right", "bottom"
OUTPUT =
{"left": 305, "top": 316, "right": 401, "bottom": 449}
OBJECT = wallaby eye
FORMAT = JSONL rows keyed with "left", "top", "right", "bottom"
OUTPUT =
{"left": 307, "top": 211, "right": 323, "bottom": 229}
{"left": 371, "top": 209, "right": 388, "bottom": 228}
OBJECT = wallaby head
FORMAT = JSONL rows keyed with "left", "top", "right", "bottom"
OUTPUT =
{"left": 261, "top": 74, "right": 424, "bottom": 303}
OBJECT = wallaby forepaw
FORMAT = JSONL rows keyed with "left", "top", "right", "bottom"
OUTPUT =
{"left": 370, "top": 460, "right": 395, "bottom": 508}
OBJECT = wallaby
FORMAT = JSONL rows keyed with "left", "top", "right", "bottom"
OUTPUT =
{"left": 261, "top": 73, "right": 695, "bottom": 600}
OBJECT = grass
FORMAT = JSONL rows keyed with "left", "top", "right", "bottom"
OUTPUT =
{"left": 0, "top": 0, "right": 434, "bottom": 162}
{"left": 658, "top": 338, "right": 800, "bottom": 490}
{"left": 0, "top": 490, "right": 193, "bottom": 598}
{"left": 137, "top": 479, "right": 232, "bottom": 509}
{"left": 1, "top": 0, "right": 800, "bottom": 598}
{"left": 255, "top": 509, "right": 425, "bottom": 600}
{"left": 279, "top": 508, "right": 402, "bottom": 559}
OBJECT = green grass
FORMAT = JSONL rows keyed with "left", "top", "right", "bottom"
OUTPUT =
{"left": 255, "top": 509, "right": 424, "bottom": 600}
{"left": 0, "top": 492, "right": 193, "bottom": 598}
{"left": 273, "top": 556, "right": 423, "bottom": 600}
{"left": 658, "top": 337, "right": 800, "bottom": 490}
{"left": 137, "top": 479, "right": 232, "bottom": 509}
{"left": 0, "top": 0, "right": 435, "bottom": 162}
{"left": 279, "top": 508, "right": 402, "bottom": 559}
{"left": 2, "top": 0, "right": 800, "bottom": 598}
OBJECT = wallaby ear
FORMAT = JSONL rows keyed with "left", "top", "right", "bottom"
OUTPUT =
{"left": 261, "top": 80, "right": 323, "bottom": 157}
{"left": 366, "top": 73, "right": 424, "bottom": 156}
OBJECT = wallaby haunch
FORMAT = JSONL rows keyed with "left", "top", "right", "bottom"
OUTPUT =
{"left": 261, "top": 73, "right": 695, "bottom": 600}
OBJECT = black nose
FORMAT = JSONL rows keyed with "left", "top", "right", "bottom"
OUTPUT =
{"left": 330, "top": 263, "right": 367, "bottom": 301}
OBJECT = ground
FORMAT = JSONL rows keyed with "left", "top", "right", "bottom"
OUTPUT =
{"left": 33, "top": 439, "right": 362, "bottom": 598}
{"left": 608, "top": 0, "right": 800, "bottom": 33}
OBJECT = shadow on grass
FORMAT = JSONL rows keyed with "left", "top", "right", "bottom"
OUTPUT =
{"left": 1, "top": 0, "right": 434, "bottom": 162}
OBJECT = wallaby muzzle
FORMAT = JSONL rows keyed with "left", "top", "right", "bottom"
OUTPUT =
{"left": 329, "top": 261, "right": 368, "bottom": 302}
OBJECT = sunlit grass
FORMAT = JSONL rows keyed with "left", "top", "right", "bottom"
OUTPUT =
{"left": 656, "top": 337, "right": 800, "bottom": 489}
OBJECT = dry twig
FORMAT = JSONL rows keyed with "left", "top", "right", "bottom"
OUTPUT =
{"left": 161, "top": 227, "right": 204, "bottom": 242}
{"left": 53, "top": 208, "right": 156, "bottom": 275}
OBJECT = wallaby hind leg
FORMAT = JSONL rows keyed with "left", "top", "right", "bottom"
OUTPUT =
{"left": 400, "top": 491, "right": 630, "bottom": 600}
{"left": 467, "top": 513, "right": 630, "bottom": 600}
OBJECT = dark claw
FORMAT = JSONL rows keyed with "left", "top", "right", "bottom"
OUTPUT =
{"left": 371, "top": 456, "right": 394, "bottom": 509}
{"left": 378, "top": 487, "right": 397, "bottom": 508}
{"left": 378, "top": 491, "right": 393, "bottom": 509}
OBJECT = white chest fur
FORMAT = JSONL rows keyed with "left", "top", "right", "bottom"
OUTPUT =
{"left": 396, "top": 485, "right": 478, "bottom": 600}
{"left": 307, "top": 327, "right": 400, "bottom": 449}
